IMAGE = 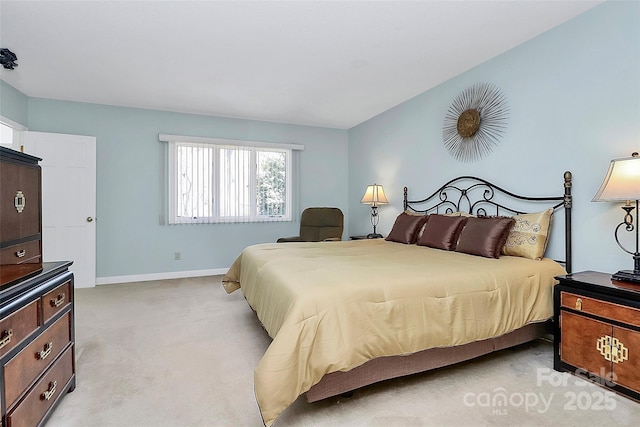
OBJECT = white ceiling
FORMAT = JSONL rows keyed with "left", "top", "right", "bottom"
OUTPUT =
{"left": 0, "top": 1, "right": 603, "bottom": 129}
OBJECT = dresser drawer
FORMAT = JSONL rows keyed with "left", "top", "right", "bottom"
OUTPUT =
{"left": 42, "top": 281, "right": 71, "bottom": 324}
{"left": 6, "top": 346, "right": 73, "bottom": 427}
{"left": 4, "top": 313, "right": 71, "bottom": 409}
{"left": 561, "top": 291, "right": 640, "bottom": 329}
{"left": 0, "top": 300, "right": 39, "bottom": 359}
{"left": 0, "top": 240, "right": 41, "bottom": 265}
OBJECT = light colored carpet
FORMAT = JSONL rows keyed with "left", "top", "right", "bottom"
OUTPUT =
{"left": 44, "top": 276, "right": 640, "bottom": 427}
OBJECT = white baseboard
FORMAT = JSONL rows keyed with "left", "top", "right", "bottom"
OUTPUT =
{"left": 95, "top": 268, "right": 229, "bottom": 286}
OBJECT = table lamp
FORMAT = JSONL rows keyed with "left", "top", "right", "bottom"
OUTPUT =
{"left": 361, "top": 184, "right": 388, "bottom": 238}
{"left": 592, "top": 152, "right": 640, "bottom": 282}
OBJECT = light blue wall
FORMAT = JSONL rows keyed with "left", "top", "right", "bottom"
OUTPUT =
{"left": 24, "top": 99, "right": 349, "bottom": 278}
{"left": 349, "top": 0, "right": 640, "bottom": 274}
{"left": 0, "top": 79, "right": 28, "bottom": 125}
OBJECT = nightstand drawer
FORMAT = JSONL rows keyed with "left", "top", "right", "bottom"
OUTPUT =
{"left": 4, "top": 313, "right": 72, "bottom": 409}
{"left": 0, "top": 300, "right": 39, "bottom": 359}
{"left": 561, "top": 291, "right": 640, "bottom": 328}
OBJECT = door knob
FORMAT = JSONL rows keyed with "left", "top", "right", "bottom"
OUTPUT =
{"left": 87, "top": 217, "right": 94, "bottom": 222}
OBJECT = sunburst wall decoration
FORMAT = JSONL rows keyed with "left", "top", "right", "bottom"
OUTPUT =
{"left": 442, "top": 83, "right": 509, "bottom": 163}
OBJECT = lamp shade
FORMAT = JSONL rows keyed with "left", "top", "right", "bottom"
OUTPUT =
{"left": 593, "top": 154, "right": 640, "bottom": 202}
{"left": 361, "top": 184, "right": 388, "bottom": 206}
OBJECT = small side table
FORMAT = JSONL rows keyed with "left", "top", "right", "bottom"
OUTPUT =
{"left": 554, "top": 270, "right": 640, "bottom": 402}
{"left": 350, "top": 234, "right": 383, "bottom": 240}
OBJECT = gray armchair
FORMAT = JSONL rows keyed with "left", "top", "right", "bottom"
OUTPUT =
{"left": 277, "top": 207, "right": 344, "bottom": 242}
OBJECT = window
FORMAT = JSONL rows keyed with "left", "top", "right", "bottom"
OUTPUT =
{"left": 0, "top": 122, "right": 14, "bottom": 147}
{"left": 162, "top": 135, "right": 302, "bottom": 224}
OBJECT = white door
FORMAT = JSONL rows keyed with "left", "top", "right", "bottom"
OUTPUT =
{"left": 17, "top": 131, "right": 97, "bottom": 288}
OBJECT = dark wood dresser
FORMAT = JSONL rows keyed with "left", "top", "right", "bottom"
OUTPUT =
{"left": 554, "top": 271, "right": 640, "bottom": 402}
{"left": 1, "top": 146, "right": 75, "bottom": 426}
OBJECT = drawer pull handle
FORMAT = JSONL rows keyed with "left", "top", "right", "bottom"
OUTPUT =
{"left": 575, "top": 298, "right": 582, "bottom": 311}
{"left": 37, "top": 342, "right": 53, "bottom": 360}
{"left": 41, "top": 380, "right": 57, "bottom": 401}
{"left": 0, "top": 329, "right": 13, "bottom": 349}
{"left": 50, "top": 293, "right": 66, "bottom": 308}
{"left": 15, "top": 249, "right": 26, "bottom": 258}
{"left": 14, "top": 190, "right": 25, "bottom": 213}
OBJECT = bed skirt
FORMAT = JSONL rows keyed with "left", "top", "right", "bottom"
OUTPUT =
{"left": 305, "top": 320, "right": 551, "bottom": 402}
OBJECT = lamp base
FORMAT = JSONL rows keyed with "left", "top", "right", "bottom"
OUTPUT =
{"left": 611, "top": 270, "right": 640, "bottom": 284}
{"left": 366, "top": 233, "right": 383, "bottom": 239}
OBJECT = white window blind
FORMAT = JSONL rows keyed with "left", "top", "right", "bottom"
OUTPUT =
{"left": 161, "top": 134, "right": 303, "bottom": 224}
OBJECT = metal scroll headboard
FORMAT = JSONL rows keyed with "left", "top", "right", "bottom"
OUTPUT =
{"left": 403, "top": 172, "right": 573, "bottom": 273}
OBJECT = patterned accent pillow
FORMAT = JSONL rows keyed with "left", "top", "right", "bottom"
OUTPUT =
{"left": 446, "top": 211, "right": 475, "bottom": 217}
{"left": 502, "top": 209, "right": 554, "bottom": 260}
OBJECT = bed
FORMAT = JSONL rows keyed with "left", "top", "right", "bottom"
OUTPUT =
{"left": 223, "top": 172, "right": 573, "bottom": 426}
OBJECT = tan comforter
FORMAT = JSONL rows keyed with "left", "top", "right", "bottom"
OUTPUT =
{"left": 222, "top": 239, "right": 566, "bottom": 426}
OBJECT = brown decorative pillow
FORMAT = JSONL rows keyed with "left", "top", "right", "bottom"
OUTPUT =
{"left": 502, "top": 209, "right": 554, "bottom": 260}
{"left": 417, "top": 214, "right": 467, "bottom": 250}
{"left": 385, "top": 213, "right": 428, "bottom": 244}
{"left": 404, "top": 210, "right": 429, "bottom": 240}
{"left": 455, "top": 217, "right": 516, "bottom": 258}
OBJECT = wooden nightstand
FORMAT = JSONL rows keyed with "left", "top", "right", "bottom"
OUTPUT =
{"left": 554, "top": 271, "right": 640, "bottom": 402}
{"left": 350, "top": 234, "right": 383, "bottom": 240}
